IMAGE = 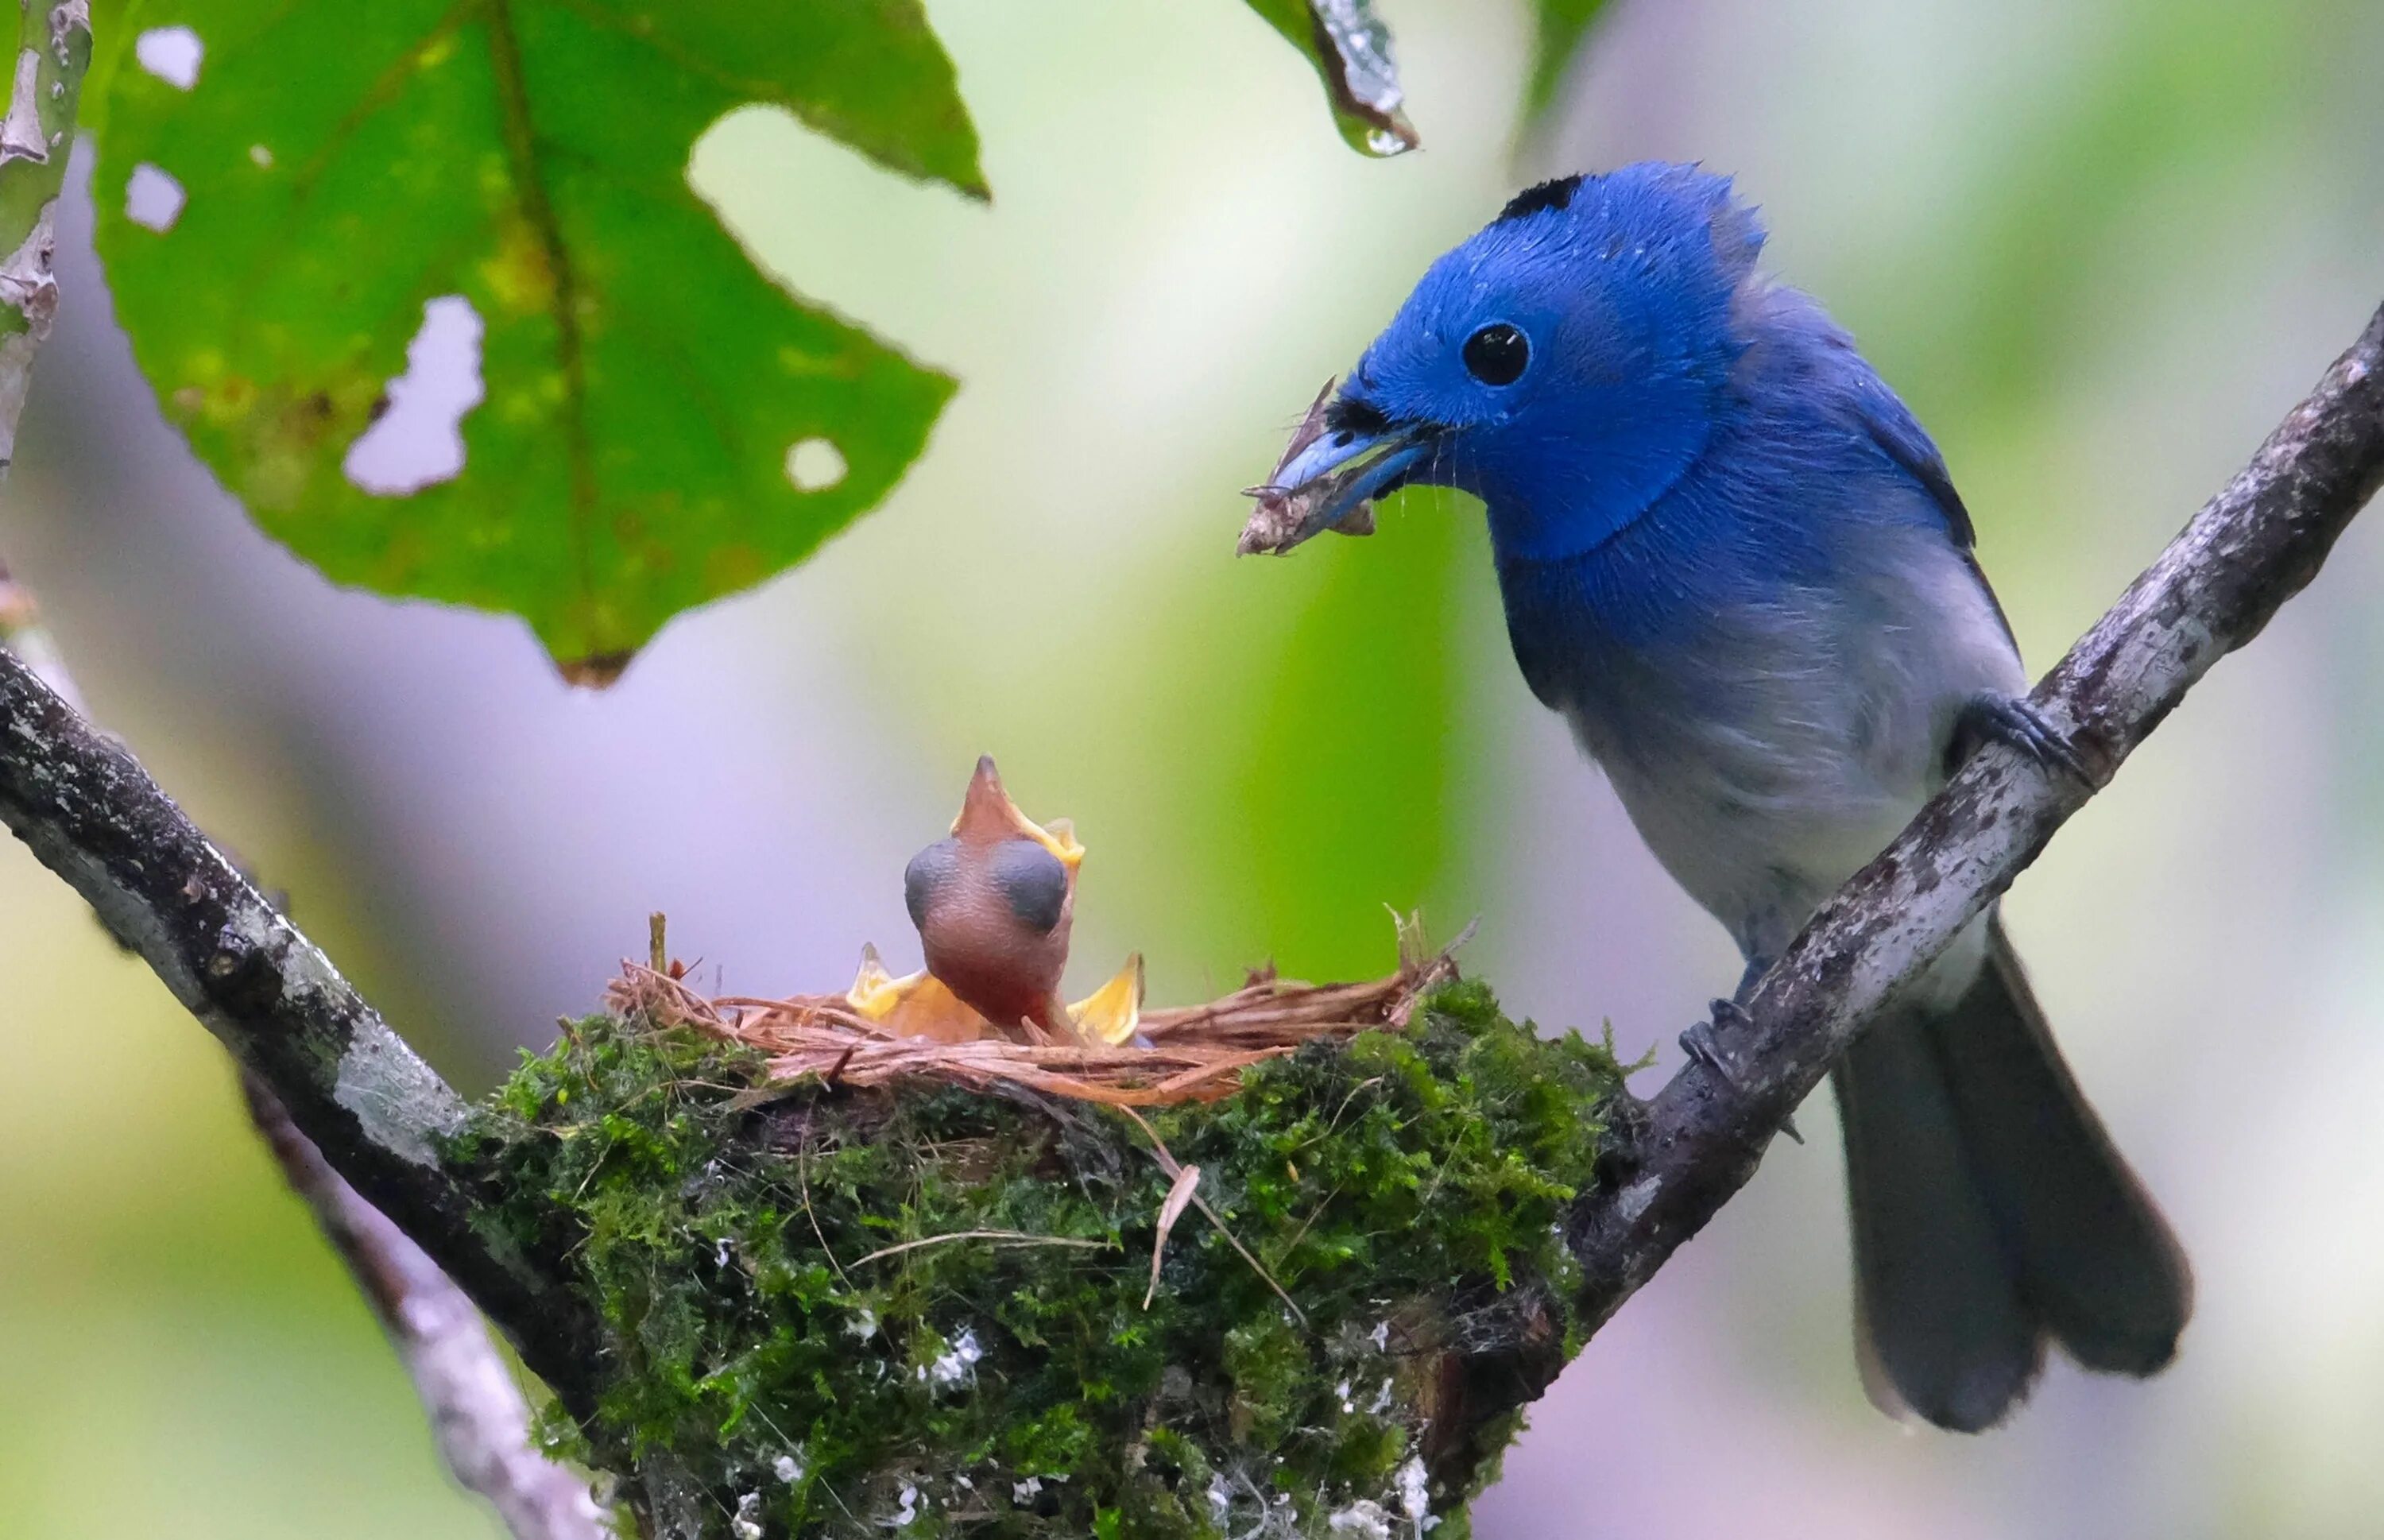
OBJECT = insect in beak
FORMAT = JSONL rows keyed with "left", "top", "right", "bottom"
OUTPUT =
{"left": 1239, "top": 380, "right": 1438, "bottom": 555}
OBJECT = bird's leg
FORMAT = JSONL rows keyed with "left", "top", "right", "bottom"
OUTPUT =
{"left": 1731, "top": 955, "right": 1770, "bottom": 1008}
{"left": 1951, "top": 692, "right": 2093, "bottom": 784}
{"left": 1677, "top": 1003, "right": 1747, "bottom": 1087}
{"left": 1680, "top": 970, "right": 1804, "bottom": 1144}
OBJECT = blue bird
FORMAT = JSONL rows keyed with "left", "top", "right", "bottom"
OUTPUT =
{"left": 1259, "top": 163, "right": 2190, "bottom": 1431}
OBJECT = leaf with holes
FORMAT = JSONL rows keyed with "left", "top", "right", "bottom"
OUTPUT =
{"left": 88, "top": 0, "right": 985, "bottom": 677}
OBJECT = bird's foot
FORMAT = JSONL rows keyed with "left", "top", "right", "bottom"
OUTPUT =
{"left": 1680, "top": 1000, "right": 1803, "bottom": 1144}
{"left": 1952, "top": 692, "right": 2093, "bottom": 784}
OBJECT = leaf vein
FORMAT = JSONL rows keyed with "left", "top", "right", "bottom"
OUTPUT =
{"left": 484, "top": 0, "right": 598, "bottom": 615}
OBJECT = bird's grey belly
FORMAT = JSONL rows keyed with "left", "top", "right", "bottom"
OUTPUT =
{"left": 1581, "top": 702, "right": 1920, "bottom": 959}
{"left": 1559, "top": 554, "right": 2024, "bottom": 962}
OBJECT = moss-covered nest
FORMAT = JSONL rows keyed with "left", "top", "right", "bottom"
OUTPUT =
{"left": 453, "top": 981, "right": 1631, "bottom": 1538}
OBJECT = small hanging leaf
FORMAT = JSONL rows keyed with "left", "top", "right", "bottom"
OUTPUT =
{"left": 1525, "top": 0, "right": 1613, "bottom": 122}
{"left": 90, "top": 0, "right": 986, "bottom": 676}
{"left": 1145, "top": 1162, "right": 1202, "bottom": 1308}
{"left": 1242, "top": 0, "right": 1418, "bottom": 157}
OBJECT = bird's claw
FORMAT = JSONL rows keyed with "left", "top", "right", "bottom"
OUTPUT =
{"left": 1954, "top": 693, "right": 2093, "bottom": 785}
{"left": 1680, "top": 1000, "right": 1803, "bottom": 1144}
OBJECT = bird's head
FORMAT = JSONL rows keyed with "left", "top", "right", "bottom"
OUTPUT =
{"left": 904, "top": 755, "right": 1083, "bottom": 942}
{"left": 1262, "top": 162, "right": 1765, "bottom": 561}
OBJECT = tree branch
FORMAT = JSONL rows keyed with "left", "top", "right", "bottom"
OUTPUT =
{"left": 0, "top": 649, "right": 603, "bottom": 1412}
{"left": 241, "top": 1074, "right": 605, "bottom": 1540}
{"left": 0, "top": 606, "right": 603, "bottom": 1539}
{"left": 0, "top": 143, "right": 2370, "bottom": 1512}
{"left": 1566, "top": 298, "right": 2384, "bottom": 1330}
{"left": 0, "top": 0, "right": 610, "bottom": 1499}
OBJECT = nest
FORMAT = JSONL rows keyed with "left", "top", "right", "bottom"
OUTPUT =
{"left": 606, "top": 919, "right": 1468, "bottom": 1108}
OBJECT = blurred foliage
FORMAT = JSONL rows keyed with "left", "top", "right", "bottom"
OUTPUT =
{"left": 1231, "top": 509, "right": 1472, "bottom": 981}
{"left": 1521, "top": 0, "right": 1609, "bottom": 120}
{"left": 88, "top": 0, "right": 983, "bottom": 671}
{"left": 455, "top": 982, "right": 1624, "bottom": 1537}
{"left": 1887, "top": 0, "right": 2307, "bottom": 424}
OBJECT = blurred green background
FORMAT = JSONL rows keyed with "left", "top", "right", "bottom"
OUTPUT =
{"left": 4, "top": 0, "right": 2384, "bottom": 1534}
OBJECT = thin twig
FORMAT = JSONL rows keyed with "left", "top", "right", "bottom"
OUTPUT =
{"left": 1146, "top": 1163, "right": 1204, "bottom": 1309}
{"left": 1117, "top": 1106, "right": 1306, "bottom": 1327}
{"left": 850, "top": 1229, "right": 1112, "bottom": 1267}
{"left": 796, "top": 1140, "right": 857, "bottom": 1296}
{"left": 241, "top": 1074, "right": 605, "bottom": 1540}
{"left": 0, "top": 640, "right": 602, "bottom": 1414}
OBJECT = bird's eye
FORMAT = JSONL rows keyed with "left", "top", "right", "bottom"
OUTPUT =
{"left": 989, "top": 838, "right": 1070, "bottom": 934}
{"left": 1461, "top": 323, "right": 1530, "bottom": 386}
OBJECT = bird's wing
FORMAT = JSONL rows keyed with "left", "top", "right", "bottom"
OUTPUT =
{"left": 1838, "top": 362, "right": 2018, "bottom": 648}
{"left": 1842, "top": 368, "right": 1975, "bottom": 550}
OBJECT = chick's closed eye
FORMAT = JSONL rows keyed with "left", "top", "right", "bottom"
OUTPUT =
{"left": 989, "top": 838, "right": 1070, "bottom": 934}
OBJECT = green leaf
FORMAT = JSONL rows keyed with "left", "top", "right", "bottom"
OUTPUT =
{"left": 1525, "top": 0, "right": 1611, "bottom": 121}
{"left": 1241, "top": 0, "right": 1418, "bottom": 157}
{"left": 91, "top": 0, "right": 985, "bottom": 675}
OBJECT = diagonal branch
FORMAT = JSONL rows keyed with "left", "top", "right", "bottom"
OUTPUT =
{"left": 241, "top": 1074, "right": 606, "bottom": 1540}
{"left": 1, "top": 606, "right": 605, "bottom": 1538}
{"left": 1565, "top": 298, "right": 2384, "bottom": 1330}
{"left": 0, "top": 650, "right": 604, "bottom": 1414}
{"left": 0, "top": 0, "right": 608, "bottom": 1514}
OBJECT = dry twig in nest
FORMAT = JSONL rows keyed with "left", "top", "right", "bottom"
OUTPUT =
{"left": 604, "top": 919, "right": 1467, "bottom": 1109}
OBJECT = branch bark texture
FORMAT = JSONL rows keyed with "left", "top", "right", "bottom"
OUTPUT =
{"left": 1566, "top": 299, "right": 2384, "bottom": 1332}
{"left": 241, "top": 1074, "right": 605, "bottom": 1540}
{"left": 0, "top": 652, "right": 602, "bottom": 1410}
{"left": 0, "top": 0, "right": 613, "bottom": 1513}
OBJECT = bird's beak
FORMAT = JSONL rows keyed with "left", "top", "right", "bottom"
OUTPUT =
{"left": 954, "top": 755, "right": 1084, "bottom": 869}
{"left": 1240, "top": 382, "right": 1438, "bottom": 556}
{"left": 845, "top": 943, "right": 989, "bottom": 1043}
{"left": 1271, "top": 424, "right": 1433, "bottom": 505}
{"left": 1066, "top": 953, "right": 1145, "bottom": 1047}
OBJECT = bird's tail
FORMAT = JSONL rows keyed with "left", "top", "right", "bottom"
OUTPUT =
{"left": 1832, "top": 915, "right": 2192, "bottom": 1432}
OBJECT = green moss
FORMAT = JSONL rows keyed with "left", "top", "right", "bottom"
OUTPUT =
{"left": 452, "top": 981, "right": 1627, "bottom": 1538}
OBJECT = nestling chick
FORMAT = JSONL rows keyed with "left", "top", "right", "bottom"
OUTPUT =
{"left": 902, "top": 756, "right": 1084, "bottom": 1038}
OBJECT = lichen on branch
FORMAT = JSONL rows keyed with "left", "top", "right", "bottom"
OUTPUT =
{"left": 451, "top": 982, "right": 1631, "bottom": 1538}
{"left": 0, "top": 646, "right": 604, "bottom": 1415}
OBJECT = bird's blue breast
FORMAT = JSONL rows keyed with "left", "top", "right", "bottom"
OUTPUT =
{"left": 1480, "top": 348, "right": 2022, "bottom": 950}
{"left": 1489, "top": 373, "right": 1950, "bottom": 708}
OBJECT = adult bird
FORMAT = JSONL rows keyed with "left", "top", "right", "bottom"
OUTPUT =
{"left": 1256, "top": 163, "right": 2189, "bottom": 1431}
